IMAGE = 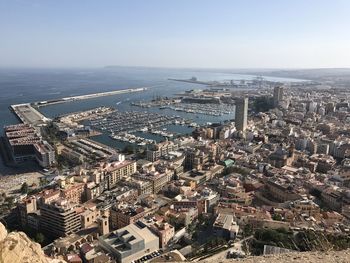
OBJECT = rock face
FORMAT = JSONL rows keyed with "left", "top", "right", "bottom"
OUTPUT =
{"left": 1, "top": 221, "right": 350, "bottom": 263}
{"left": 201, "top": 250, "right": 350, "bottom": 263}
{"left": 0, "top": 222, "right": 65, "bottom": 263}
{"left": 0, "top": 223, "right": 7, "bottom": 242}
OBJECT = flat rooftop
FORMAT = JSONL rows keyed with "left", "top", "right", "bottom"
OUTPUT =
{"left": 100, "top": 222, "right": 158, "bottom": 252}
{"left": 11, "top": 104, "right": 49, "bottom": 126}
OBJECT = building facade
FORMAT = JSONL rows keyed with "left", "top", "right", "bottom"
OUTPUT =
{"left": 235, "top": 98, "right": 248, "bottom": 132}
{"left": 40, "top": 199, "right": 81, "bottom": 238}
{"left": 273, "top": 86, "right": 284, "bottom": 107}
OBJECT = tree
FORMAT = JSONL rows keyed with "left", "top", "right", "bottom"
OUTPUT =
{"left": 39, "top": 177, "right": 48, "bottom": 187}
{"left": 243, "top": 224, "right": 253, "bottom": 237}
{"left": 34, "top": 233, "right": 45, "bottom": 244}
{"left": 5, "top": 196, "right": 14, "bottom": 206}
{"left": 272, "top": 213, "right": 283, "bottom": 221}
{"left": 168, "top": 216, "right": 183, "bottom": 231}
{"left": 122, "top": 144, "right": 134, "bottom": 154}
{"left": 20, "top": 182, "right": 29, "bottom": 194}
{"left": 223, "top": 166, "right": 250, "bottom": 176}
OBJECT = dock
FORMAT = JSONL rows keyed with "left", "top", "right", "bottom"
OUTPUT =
{"left": 10, "top": 103, "right": 51, "bottom": 127}
{"left": 35, "top": 87, "right": 148, "bottom": 107}
{"left": 168, "top": 78, "right": 210, "bottom": 85}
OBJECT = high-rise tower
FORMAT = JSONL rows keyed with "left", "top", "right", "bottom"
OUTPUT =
{"left": 273, "top": 86, "right": 284, "bottom": 107}
{"left": 235, "top": 97, "right": 248, "bottom": 132}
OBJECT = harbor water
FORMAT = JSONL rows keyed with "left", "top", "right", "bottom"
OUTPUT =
{"left": 0, "top": 67, "right": 306, "bottom": 172}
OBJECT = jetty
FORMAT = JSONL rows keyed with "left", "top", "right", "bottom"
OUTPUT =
{"left": 34, "top": 87, "right": 148, "bottom": 107}
{"left": 10, "top": 103, "right": 51, "bottom": 127}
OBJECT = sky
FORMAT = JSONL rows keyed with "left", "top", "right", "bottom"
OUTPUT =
{"left": 0, "top": 0, "right": 350, "bottom": 69}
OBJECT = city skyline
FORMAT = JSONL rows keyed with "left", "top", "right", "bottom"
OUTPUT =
{"left": 1, "top": 0, "right": 350, "bottom": 68}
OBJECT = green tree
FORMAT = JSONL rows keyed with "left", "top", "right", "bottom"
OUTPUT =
{"left": 272, "top": 213, "right": 283, "bottom": 221}
{"left": 223, "top": 166, "right": 250, "bottom": 176}
{"left": 243, "top": 224, "right": 253, "bottom": 236}
{"left": 20, "top": 182, "right": 29, "bottom": 194}
{"left": 39, "top": 177, "right": 48, "bottom": 187}
{"left": 168, "top": 216, "right": 183, "bottom": 231}
{"left": 122, "top": 144, "right": 134, "bottom": 154}
{"left": 5, "top": 196, "right": 14, "bottom": 207}
{"left": 34, "top": 233, "right": 45, "bottom": 244}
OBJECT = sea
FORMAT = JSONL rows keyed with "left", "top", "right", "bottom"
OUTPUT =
{"left": 0, "top": 66, "right": 304, "bottom": 174}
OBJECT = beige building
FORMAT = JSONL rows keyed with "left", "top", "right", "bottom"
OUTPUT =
{"left": 39, "top": 189, "right": 61, "bottom": 204}
{"left": 110, "top": 206, "right": 146, "bottom": 229}
{"left": 18, "top": 196, "right": 38, "bottom": 228}
{"left": 61, "top": 183, "right": 85, "bottom": 204}
{"left": 149, "top": 222, "right": 175, "bottom": 248}
{"left": 291, "top": 199, "right": 320, "bottom": 217}
{"left": 97, "top": 216, "right": 110, "bottom": 236}
{"left": 99, "top": 222, "right": 159, "bottom": 263}
{"left": 40, "top": 199, "right": 81, "bottom": 238}
{"left": 104, "top": 160, "right": 137, "bottom": 189}
{"left": 146, "top": 141, "right": 179, "bottom": 162}
{"left": 81, "top": 206, "right": 100, "bottom": 229}
{"left": 265, "top": 180, "right": 301, "bottom": 203}
{"left": 213, "top": 213, "right": 239, "bottom": 240}
{"left": 133, "top": 171, "right": 173, "bottom": 194}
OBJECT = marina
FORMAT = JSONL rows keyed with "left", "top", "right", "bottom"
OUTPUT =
{"left": 58, "top": 106, "right": 116, "bottom": 123}
{"left": 87, "top": 109, "right": 197, "bottom": 146}
{"left": 5, "top": 71, "right": 279, "bottom": 157}
{"left": 146, "top": 128, "right": 176, "bottom": 138}
{"left": 130, "top": 97, "right": 181, "bottom": 108}
{"left": 160, "top": 103, "right": 235, "bottom": 116}
{"left": 111, "top": 133, "right": 155, "bottom": 146}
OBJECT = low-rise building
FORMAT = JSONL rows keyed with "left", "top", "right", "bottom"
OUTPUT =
{"left": 146, "top": 141, "right": 179, "bottom": 162}
{"left": 110, "top": 206, "right": 145, "bottom": 229}
{"left": 133, "top": 171, "right": 173, "bottom": 194}
{"left": 62, "top": 183, "right": 85, "bottom": 204}
{"left": 149, "top": 222, "right": 175, "bottom": 248}
{"left": 104, "top": 160, "right": 137, "bottom": 189}
{"left": 98, "top": 222, "right": 159, "bottom": 263}
{"left": 213, "top": 213, "right": 239, "bottom": 240}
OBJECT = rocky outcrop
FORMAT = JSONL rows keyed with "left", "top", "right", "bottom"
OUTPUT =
{"left": 0, "top": 223, "right": 7, "bottom": 242}
{"left": 0, "top": 222, "right": 65, "bottom": 263}
{"left": 1, "top": 221, "right": 349, "bottom": 263}
{"left": 202, "top": 250, "right": 350, "bottom": 263}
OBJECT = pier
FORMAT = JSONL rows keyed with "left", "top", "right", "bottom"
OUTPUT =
{"left": 35, "top": 87, "right": 148, "bottom": 107}
{"left": 168, "top": 78, "right": 211, "bottom": 85}
{"left": 10, "top": 103, "right": 51, "bottom": 127}
{"left": 62, "top": 87, "right": 147, "bottom": 101}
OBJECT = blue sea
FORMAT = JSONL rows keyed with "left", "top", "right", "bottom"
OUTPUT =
{"left": 0, "top": 67, "right": 304, "bottom": 174}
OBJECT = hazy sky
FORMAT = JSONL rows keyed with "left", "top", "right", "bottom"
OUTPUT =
{"left": 1, "top": 0, "right": 350, "bottom": 68}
